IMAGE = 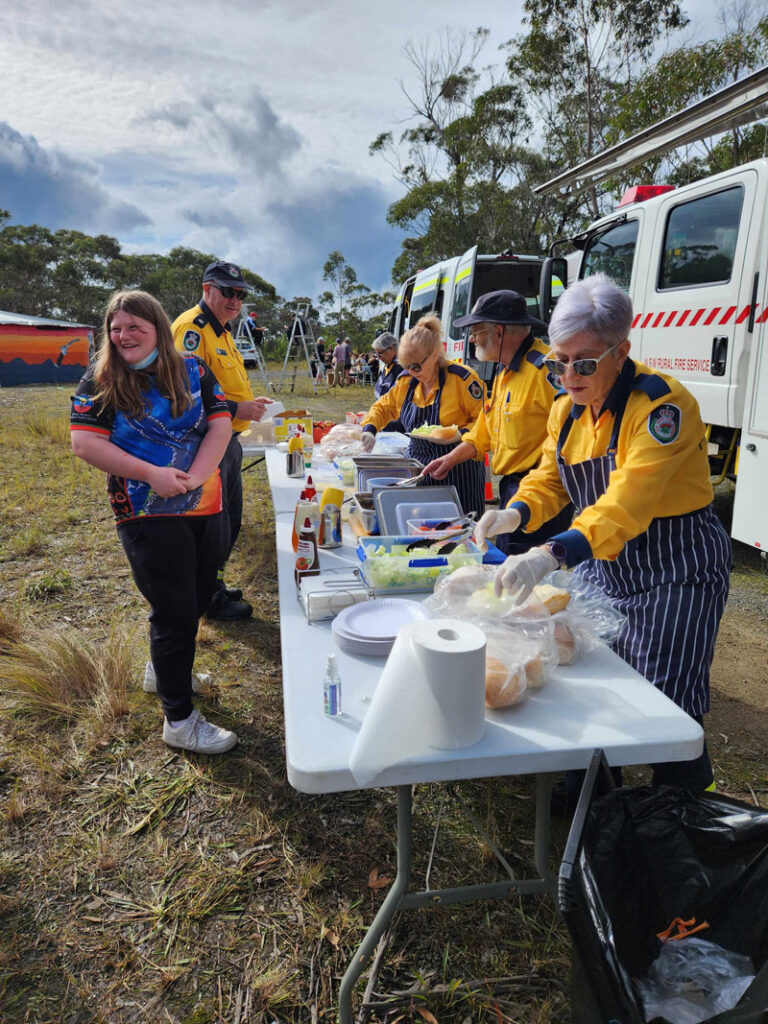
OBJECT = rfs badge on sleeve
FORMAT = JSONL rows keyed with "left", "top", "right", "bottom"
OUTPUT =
{"left": 182, "top": 330, "right": 201, "bottom": 352}
{"left": 648, "top": 403, "right": 681, "bottom": 444}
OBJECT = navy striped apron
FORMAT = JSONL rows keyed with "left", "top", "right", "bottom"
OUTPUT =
{"left": 401, "top": 369, "right": 486, "bottom": 520}
{"left": 556, "top": 401, "right": 730, "bottom": 717}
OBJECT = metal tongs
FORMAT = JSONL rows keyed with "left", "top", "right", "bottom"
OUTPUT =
{"left": 386, "top": 472, "right": 428, "bottom": 488}
{"left": 405, "top": 513, "right": 477, "bottom": 553}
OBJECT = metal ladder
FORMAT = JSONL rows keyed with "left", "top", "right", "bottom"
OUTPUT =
{"left": 232, "top": 305, "right": 273, "bottom": 392}
{"left": 276, "top": 304, "right": 325, "bottom": 394}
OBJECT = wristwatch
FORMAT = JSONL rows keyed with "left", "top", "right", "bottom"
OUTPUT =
{"left": 546, "top": 540, "right": 568, "bottom": 568}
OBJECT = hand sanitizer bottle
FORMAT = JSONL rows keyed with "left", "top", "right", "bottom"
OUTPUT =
{"left": 323, "top": 654, "right": 342, "bottom": 717}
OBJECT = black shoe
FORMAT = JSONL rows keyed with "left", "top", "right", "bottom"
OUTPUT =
{"left": 206, "top": 594, "right": 253, "bottom": 621}
{"left": 224, "top": 586, "right": 243, "bottom": 601}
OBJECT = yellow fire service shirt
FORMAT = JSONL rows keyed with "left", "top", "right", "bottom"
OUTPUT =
{"left": 462, "top": 335, "right": 559, "bottom": 475}
{"left": 361, "top": 363, "right": 484, "bottom": 435}
{"left": 509, "top": 359, "right": 715, "bottom": 563}
{"left": 172, "top": 302, "right": 253, "bottom": 433}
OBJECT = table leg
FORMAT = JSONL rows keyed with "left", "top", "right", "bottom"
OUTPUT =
{"left": 338, "top": 784, "right": 413, "bottom": 1024}
{"left": 533, "top": 773, "right": 556, "bottom": 898}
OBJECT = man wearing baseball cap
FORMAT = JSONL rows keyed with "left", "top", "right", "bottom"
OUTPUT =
{"left": 173, "top": 260, "right": 271, "bottom": 619}
{"left": 423, "top": 290, "right": 572, "bottom": 554}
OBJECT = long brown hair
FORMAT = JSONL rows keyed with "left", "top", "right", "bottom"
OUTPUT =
{"left": 93, "top": 291, "right": 192, "bottom": 419}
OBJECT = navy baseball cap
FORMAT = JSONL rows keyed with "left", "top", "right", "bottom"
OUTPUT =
{"left": 453, "top": 290, "right": 547, "bottom": 333}
{"left": 203, "top": 260, "right": 247, "bottom": 289}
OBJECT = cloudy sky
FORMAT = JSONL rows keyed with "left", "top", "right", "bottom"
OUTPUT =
{"left": 1, "top": 0, "right": 725, "bottom": 302}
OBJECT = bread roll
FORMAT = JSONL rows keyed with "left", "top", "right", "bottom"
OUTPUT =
{"left": 533, "top": 583, "right": 571, "bottom": 614}
{"left": 485, "top": 656, "right": 526, "bottom": 708}
{"left": 524, "top": 654, "right": 546, "bottom": 689}
{"left": 431, "top": 424, "right": 458, "bottom": 440}
{"left": 554, "top": 621, "right": 576, "bottom": 665}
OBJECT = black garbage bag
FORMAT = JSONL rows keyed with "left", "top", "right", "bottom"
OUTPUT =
{"left": 558, "top": 750, "right": 768, "bottom": 1023}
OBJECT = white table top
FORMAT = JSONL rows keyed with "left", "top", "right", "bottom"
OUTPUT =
{"left": 267, "top": 452, "right": 704, "bottom": 795}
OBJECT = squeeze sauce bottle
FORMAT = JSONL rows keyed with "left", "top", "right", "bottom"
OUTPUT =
{"left": 294, "top": 516, "right": 320, "bottom": 588}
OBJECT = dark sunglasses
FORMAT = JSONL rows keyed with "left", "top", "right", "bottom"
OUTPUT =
{"left": 213, "top": 283, "right": 247, "bottom": 300}
{"left": 543, "top": 342, "right": 619, "bottom": 378}
{"left": 405, "top": 351, "right": 434, "bottom": 373}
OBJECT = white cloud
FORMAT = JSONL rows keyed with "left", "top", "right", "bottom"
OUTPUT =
{"left": 0, "top": 0, "right": 729, "bottom": 299}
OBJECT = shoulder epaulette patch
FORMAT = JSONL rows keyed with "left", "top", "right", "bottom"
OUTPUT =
{"left": 193, "top": 314, "right": 207, "bottom": 329}
{"left": 447, "top": 363, "right": 470, "bottom": 380}
{"left": 634, "top": 372, "right": 672, "bottom": 401}
{"left": 526, "top": 349, "right": 546, "bottom": 368}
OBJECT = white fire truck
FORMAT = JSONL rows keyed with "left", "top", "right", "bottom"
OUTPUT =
{"left": 537, "top": 65, "right": 768, "bottom": 555}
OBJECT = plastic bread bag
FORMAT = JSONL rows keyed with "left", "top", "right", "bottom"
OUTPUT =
{"left": 543, "top": 569, "right": 627, "bottom": 664}
{"left": 481, "top": 619, "right": 558, "bottom": 708}
{"left": 318, "top": 423, "right": 364, "bottom": 459}
{"left": 425, "top": 565, "right": 551, "bottom": 623}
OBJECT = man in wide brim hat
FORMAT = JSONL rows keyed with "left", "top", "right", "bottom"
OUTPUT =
{"left": 422, "top": 289, "right": 573, "bottom": 555}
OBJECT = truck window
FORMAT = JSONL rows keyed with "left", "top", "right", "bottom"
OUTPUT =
{"left": 582, "top": 220, "right": 638, "bottom": 291}
{"left": 449, "top": 275, "right": 472, "bottom": 342}
{"left": 659, "top": 186, "right": 744, "bottom": 289}
{"left": 408, "top": 285, "right": 437, "bottom": 327}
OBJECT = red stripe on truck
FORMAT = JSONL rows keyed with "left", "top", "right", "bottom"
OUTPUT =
{"left": 664, "top": 311, "right": 678, "bottom": 326}
{"left": 689, "top": 309, "right": 706, "bottom": 326}
{"left": 703, "top": 307, "right": 721, "bottom": 325}
{"left": 677, "top": 310, "right": 691, "bottom": 326}
{"left": 719, "top": 306, "right": 737, "bottom": 324}
{"left": 735, "top": 305, "right": 754, "bottom": 324}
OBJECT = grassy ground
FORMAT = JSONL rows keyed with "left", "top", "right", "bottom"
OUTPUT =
{"left": 0, "top": 366, "right": 766, "bottom": 1023}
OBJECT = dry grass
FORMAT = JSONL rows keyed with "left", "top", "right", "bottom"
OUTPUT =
{"left": 0, "top": 374, "right": 764, "bottom": 1023}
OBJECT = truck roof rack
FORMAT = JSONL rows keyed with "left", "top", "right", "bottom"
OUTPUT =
{"left": 535, "top": 64, "right": 768, "bottom": 198}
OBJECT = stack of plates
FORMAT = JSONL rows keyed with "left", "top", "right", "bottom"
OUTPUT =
{"left": 331, "top": 599, "right": 431, "bottom": 657}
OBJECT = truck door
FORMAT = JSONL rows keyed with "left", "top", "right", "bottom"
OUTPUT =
{"left": 731, "top": 270, "right": 768, "bottom": 551}
{"left": 447, "top": 245, "right": 477, "bottom": 364}
{"left": 634, "top": 170, "right": 758, "bottom": 430}
{"left": 389, "top": 276, "right": 416, "bottom": 338}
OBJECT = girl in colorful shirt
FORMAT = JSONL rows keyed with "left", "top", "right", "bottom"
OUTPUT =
{"left": 70, "top": 290, "right": 237, "bottom": 755}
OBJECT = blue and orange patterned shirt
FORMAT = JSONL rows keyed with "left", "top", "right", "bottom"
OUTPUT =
{"left": 70, "top": 356, "right": 231, "bottom": 524}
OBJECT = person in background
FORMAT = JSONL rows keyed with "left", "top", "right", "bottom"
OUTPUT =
{"left": 330, "top": 337, "right": 343, "bottom": 386}
{"left": 371, "top": 331, "right": 403, "bottom": 399}
{"left": 172, "top": 261, "right": 271, "bottom": 621}
{"left": 423, "top": 291, "right": 572, "bottom": 554}
{"left": 476, "top": 275, "right": 731, "bottom": 807}
{"left": 338, "top": 337, "right": 353, "bottom": 386}
{"left": 361, "top": 315, "right": 486, "bottom": 518}
{"left": 313, "top": 336, "right": 326, "bottom": 383}
{"left": 70, "top": 290, "right": 238, "bottom": 754}
{"left": 245, "top": 311, "right": 264, "bottom": 347}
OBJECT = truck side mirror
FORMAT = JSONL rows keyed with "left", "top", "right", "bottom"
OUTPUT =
{"left": 539, "top": 257, "right": 568, "bottom": 324}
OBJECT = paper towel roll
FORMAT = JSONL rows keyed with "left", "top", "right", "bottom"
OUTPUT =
{"left": 349, "top": 618, "right": 486, "bottom": 786}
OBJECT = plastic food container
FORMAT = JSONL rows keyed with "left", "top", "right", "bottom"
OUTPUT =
{"left": 356, "top": 535, "right": 483, "bottom": 594}
{"left": 405, "top": 518, "right": 464, "bottom": 539}
{"left": 351, "top": 493, "right": 379, "bottom": 534}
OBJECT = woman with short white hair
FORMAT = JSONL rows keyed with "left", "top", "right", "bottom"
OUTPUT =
{"left": 476, "top": 274, "right": 731, "bottom": 797}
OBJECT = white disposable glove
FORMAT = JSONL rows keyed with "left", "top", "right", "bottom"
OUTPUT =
{"left": 360, "top": 431, "right": 376, "bottom": 452}
{"left": 474, "top": 507, "right": 522, "bottom": 550}
{"left": 493, "top": 547, "right": 559, "bottom": 602}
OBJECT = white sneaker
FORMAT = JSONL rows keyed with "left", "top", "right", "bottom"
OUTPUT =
{"left": 143, "top": 661, "right": 211, "bottom": 695}
{"left": 162, "top": 710, "right": 238, "bottom": 754}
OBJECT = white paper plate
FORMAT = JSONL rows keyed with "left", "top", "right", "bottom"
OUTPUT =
{"left": 334, "top": 598, "right": 431, "bottom": 641}
{"left": 331, "top": 620, "right": 393, "bottom": 646}
{"left": 333, "top": 633, "right": 394, "bottom": 658}
{"left": 406, "top": 430, "right": 461, "bottom": 446}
